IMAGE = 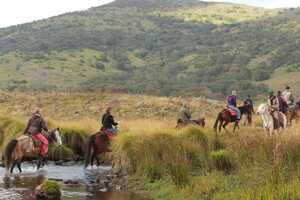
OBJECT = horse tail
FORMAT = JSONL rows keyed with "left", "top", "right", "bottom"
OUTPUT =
{"left": 214, "top": 113, "right": 221, "bottom": 132}
{"left": 84, "top": 134, "right": 95, "bottom": 168}
{"left": 4, "top": 139, "right": 18, "bottom": 171}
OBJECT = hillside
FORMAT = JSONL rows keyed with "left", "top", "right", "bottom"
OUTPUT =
{"left": 0, "top": 0, "right": 299, "bottom": 98}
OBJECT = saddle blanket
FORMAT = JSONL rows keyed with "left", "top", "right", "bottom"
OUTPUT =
{"left": 226, "top": 108, "right": 237, "bottom": 116}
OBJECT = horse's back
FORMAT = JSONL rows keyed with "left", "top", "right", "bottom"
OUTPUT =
{"left": 17, "top": 135, "right": 29, "bottom": 141}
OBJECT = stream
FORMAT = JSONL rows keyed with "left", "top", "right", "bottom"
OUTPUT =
{"left": 0, "top": 163, "right": 145, "bottom": 200}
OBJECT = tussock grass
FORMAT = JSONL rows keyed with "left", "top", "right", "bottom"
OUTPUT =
{"left": 2, "top": 93, "right": 300, "bottom": 199}
{"left": 48, "top": 144, "right": 74, "bottom": 161}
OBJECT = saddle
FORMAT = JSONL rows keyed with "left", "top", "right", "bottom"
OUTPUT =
{"left": 17, "top": 135, "right": 37, "bottom": 153}
{"left": 99, "top": 128, "right": 114, "bottom": 141}
{"left": 225, "top": 107, "right": 237, "bottom": 117}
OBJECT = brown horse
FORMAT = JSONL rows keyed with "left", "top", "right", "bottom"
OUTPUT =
{"left": 84, "top": 131, "right": 111, "bottom": 168}
{"left": 214, "top": 108, "right": 239, "bottom": 133}
{"left": 287, "top": 101, "right": 300, "bottom": 125}
{"left": 4, "top": 128, "right": 62, "bottom": 174}
{"left": 176, "top": 118, "right": 205, "bottom": 129}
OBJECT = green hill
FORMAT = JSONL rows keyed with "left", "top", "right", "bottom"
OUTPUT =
{"left": 0, "top": 0, "right": 299, "bottom": 98}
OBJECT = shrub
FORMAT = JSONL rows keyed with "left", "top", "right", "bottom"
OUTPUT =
{"left": 60, "top": 128, "right": 88, "bottom": 156}
{"left": 210, "top": 150, "right": 233, "bottom": 173}
{"left": 48, "top": 144, "right": 74, "bottom": 161}
{"left": 37, "top": 180, "right": 61, "bottom": 200}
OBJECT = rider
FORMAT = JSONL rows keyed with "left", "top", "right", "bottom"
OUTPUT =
{"left": 101, "top": 107, "right": 118, "bottom": 135}
{"left": 282, "top": 86, "right": 294, "bottom": 106}
{"left": 178, "top": 103, "right": 193, "bottom": 125}
{"left": 277, "top": 90, "right": 288, "bottom": 114}
{"left": 244, "top": 95, "right": 254, "bottom": 113}
{"left": 227, "top": 90, "right": 241, "bottom": 120}
{"left": 268, "top": 90, "right": 280, "bottom": 128}
{"left": 23, "top": 108, "right": 49, "bottom": 159}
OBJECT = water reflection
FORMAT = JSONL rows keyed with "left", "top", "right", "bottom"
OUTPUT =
{"left": 0, "top": 164, "right": 146, "bottom": 200}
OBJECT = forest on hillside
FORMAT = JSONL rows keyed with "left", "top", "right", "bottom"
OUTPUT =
{"left": 0, "top": 0, "right": 300, "bottom": 98}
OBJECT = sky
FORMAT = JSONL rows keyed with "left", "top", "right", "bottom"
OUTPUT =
{"left": 0, "top": 0, "right": 300, "bottom": 28}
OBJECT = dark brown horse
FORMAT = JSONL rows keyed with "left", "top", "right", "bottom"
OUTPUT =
{"left": 214, "top": 109, "right": 239, "bottom": 133}
{"left": 176, "top": 118, "right": 205, "bottom": 129}
{"left": 239, "top": 105, "right": 254, "bottom": 125}
{"left": 4, "top": 128, "right": 62, "bottom": 174}
{"left": 287, "top": 101, "right": 300, "bottom": 125}
{"left": 84, "top": 132, "right": 111, "bottom": 168}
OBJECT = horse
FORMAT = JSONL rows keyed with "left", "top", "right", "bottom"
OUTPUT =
{"left": 176, "top": 118, "right": 205, "bottom": 129}
{"left": 239, "top": 105, "right": 254, "bottom": 125}
{"left": 257, "top": 104, "right": 287, "bottom": 136}
{"left": 286, "top": 101, "right": 300, "bottom": 125}
{"left": 4, "top": 128, "right": 62, "bottom": 174}
{"left": 84, "top": 131, "right": 111, "bottom": 168}
{"left": 214, "top": 108, "right": 239, "bottom": 133}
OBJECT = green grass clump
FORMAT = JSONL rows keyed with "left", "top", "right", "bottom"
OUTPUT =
{"left": 40, "top": 180, "right": 61, "bottom": 200}
{"left": 48, "top": 144, "right": 74, "bottom": 161}
{"left": 0, "top": 116, "right": 25, "bottom": 150}
{"left": 113, "top": 132, "right": 190, "bottom": 185}
{"left": 60, "top": 128, "right": 89, "bottom": 156}
{"left": 114, "top": 128, "right": 213, "bottom": 186}
{"left": 210, "top": 150, "right": 234, "bottom": 173}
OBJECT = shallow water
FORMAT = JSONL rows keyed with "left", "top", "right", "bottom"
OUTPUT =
{"left": 0, "top": 163, "right": 145, "bottom": 200}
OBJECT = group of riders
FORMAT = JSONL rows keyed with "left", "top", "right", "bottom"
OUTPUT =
{"left": 22, "top": 86, "right": 296, "bottom": 164}
{"left": 22, "top": 106, "right": 119, "bottom": 164}
{"left": 178, "top": 86, "right": 296, "bottom": 128}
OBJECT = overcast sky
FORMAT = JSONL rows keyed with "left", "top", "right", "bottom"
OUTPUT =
{"left": 0, "top": 0, "right": 299, "bottom": 28}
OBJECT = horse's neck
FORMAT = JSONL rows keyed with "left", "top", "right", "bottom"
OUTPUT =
{"left": 261, "top": 112, "right": 273, "bottom": 127}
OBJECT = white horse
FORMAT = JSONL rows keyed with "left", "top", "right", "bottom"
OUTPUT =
{"left": 257, "top": 103, "right": 287, "bottom": 136}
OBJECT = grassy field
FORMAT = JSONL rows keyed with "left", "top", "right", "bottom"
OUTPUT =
{"left": 0, "top": 92, "right": 300, "bottom": 199}
{"left": 263, "top": 68, "right": 300, "bottom": 97}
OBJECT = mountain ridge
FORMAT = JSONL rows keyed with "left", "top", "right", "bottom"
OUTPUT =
{"left": 0, "top": 0, "right": 299, "bottom": 98}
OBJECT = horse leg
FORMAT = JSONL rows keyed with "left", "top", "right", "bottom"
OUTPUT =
{"left": 233, "top": 122, "right": 239, "bottom": 133}
{"left": 91, "top": 153, "right": 95, "bottom": 168}
{"left": 10, "top": 160, "right": 17, "bottom": 174}
{"left": 17, "top": 159, "right": 22, "bottom": 173}
{"left": 218, "top": 120, "right": 223, "bottom": 132}
{"left": 223, "top": 122, "right": 229, "bottom": 133}
{"left": 249, "top": 114, "right": 252, "bottom": 125}
{"left": 37, "top": 155, "right": 43, "bottom": 170}
{"left": 96, "top": 155, "right": 100, "bottom": 167}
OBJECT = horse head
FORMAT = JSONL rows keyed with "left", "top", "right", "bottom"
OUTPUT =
{"left": 48, "top": 128, "right": 62, "bottom": 145}
{"left": 257, "top": 103, "right": 269, "bottom": 115}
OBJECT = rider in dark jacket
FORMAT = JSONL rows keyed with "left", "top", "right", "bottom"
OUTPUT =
{"left": 101, "top": 107, "right": 118, "bottom": 134}
{"left": 24, "top": 111, "right": 48, "bottom": 135}
{"left": 244, "top": 95, "right": 254, "bottom": 113}
{"left": 24, "top": 109, "right": 49, "bottom": 158}
{"left": 277, "top": 91, "right": 288, "bottom": 113}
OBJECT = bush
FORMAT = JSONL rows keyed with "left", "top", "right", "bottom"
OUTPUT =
{"left": 37, "top": 180, "right": 61, "bottom": 200}
{"left": 60, "top": 128, "right": 88, "bottom": 156}
{"left": 210, "top": 150, "right": 233, "bottom": 173}
{"left": 48, "top": 144, "right": 74, "bottom": 161}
